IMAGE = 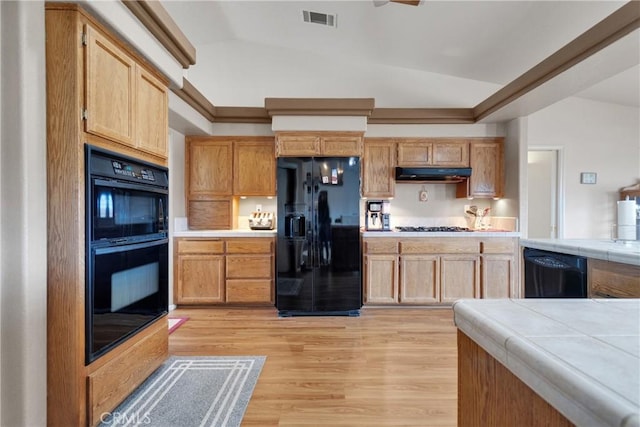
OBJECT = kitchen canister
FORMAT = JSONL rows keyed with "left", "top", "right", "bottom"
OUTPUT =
{"left": 616, "top": 198, "right": 637, "bottom": 241}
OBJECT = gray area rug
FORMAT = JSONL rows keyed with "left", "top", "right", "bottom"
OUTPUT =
{"left": 99, "top": 355, "right": 266, "bottom": 427}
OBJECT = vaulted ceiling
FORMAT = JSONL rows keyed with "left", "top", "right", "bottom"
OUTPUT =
{"left": 160, "top": 0, "right": 639, "bottom": 115}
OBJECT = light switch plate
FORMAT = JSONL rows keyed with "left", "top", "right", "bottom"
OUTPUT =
{"left": 580, "top": 172, "right": 597, "bottom": 184}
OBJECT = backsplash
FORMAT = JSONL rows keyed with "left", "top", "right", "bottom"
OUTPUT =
{"left": 177, "top": 186, "right": 517, "bottom": 231}
{"left": 238, "top": 197, "right": 278, "bottom": 229}
{"left": 360, "top": 183, "right": 517, "bottom": 230}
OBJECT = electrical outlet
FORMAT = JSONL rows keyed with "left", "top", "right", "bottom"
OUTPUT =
{"left": 256, "top": 204, "right": 262, "bottom": 212}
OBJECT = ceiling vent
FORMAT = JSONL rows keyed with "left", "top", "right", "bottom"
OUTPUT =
{"left": 302, "top": 10, "right": 337, "bottom": 28}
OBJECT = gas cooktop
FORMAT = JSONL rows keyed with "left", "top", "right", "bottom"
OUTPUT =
{"left": 395, "top": 226, "right": 472, "bottom": 232}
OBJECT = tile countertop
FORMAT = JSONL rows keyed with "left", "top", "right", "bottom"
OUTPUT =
{"left": 521, "top": 238, "right": 640, "bottom": 266}
{"left": 453, "top": 299, "right": 640, "bottom": 427}
{"left": 173, "top": 229, "right": 277, "bottom": 238}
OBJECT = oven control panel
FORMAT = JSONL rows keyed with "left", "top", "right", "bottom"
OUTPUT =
{"left": 87, "top": 144, "right": 169, "bottom": 188}
{"left": 111, "top": 160, "right": 156, "bottom": 181}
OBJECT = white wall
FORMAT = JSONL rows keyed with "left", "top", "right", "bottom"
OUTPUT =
{"left": 503, "top": 117, "right": 526, "bottom": 229}
{"left": 168, "top": 129, "right": 186, "bottom": 307}
{"left": 0, "top": 1, "right": 47, "bottom": 425}
{"left": 527, "top": 150, "right": 556, "bottom": 238}
{"left": 527, "top": 97, "right": 640, "bottom": 239}
{"left": 187, "top": 40, "right": 500, "bottom": 107}
{"left": 0, "top": 2, "right": 3, "bottom": 421}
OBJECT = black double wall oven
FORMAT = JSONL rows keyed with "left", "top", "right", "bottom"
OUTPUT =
{"left": 85, "top": 145, "right": 169, "bottom": 364}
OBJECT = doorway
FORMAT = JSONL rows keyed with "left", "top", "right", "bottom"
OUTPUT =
{"left": 527, "top": 148, "right": 563, "bottom": 238}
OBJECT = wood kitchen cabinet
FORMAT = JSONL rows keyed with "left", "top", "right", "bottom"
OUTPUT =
{"left": 185, "top": 138, "right": 234, "bottom": 230}
{"left": 85, "top": 25, "right": 135, "bottom": 146}
{"left": 136, "top": 67, "right": 169, "bottom": 158}
{"left": 85, "top": 25, "right": 168, "bottom": 160}
{"left": 401, "top": 238, "right": 479, "bottom": 304}
{"left": 362, "top": 236, "right": 518, "bottom": 305}
{"left": 186, "top": 138, "right": 234, "bottom": 197}
{"left": 363, "top": 239, "right": 399, "bottom": 303}
{"left": 226, "top": 238, "right": 274, "bottom": 304}
{"left": 480, "top": 238, "right": 518, "bottom": 298}
{"left": 46, "top": 4, "right": 170, "bottom": 425}
{"left": 275, "top": 132, "right": 363, "bottom": 157}
{"left": 400, "top": 255, "right": 439, "bottom": 303}
{"left": 185, "top": 136, "right": 275, "bottom": 229}
{"left": 397, "top": 139, "right": 469, "bottom": 167}
{"left": 233, "top": 139, "right": 276, "bottom": 196}
{"left": 174, "top": 239, "right": 225, "bottom": 304}
{"left": 588, "top": 259, "right": 640, "bottom": 298}
{"left": 362, "top": 139, "right": 396, "bottom": 198}
{"left": 457, "top": 138, "right": 504, "bottom": 199}
{"left": 365, "top": 254, "right": 399, "bottom": 303}
{"left": 440, "top": 255, "right": 480, "bottom": 302}
{"left": 174, "top": 237, "right": 275, "bottom": 305}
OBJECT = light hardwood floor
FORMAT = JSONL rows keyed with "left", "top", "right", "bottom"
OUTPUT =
{"left": 169, "top": 307, "right": 458, "bottom": 426}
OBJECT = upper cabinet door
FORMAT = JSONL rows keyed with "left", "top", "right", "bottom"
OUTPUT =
{"left": 187, "top": 139, "right": 233, "bottom": 197}
{"left": 85, "top": 25, "right": 135, "bottom": 146}
{"left": 320, "top": 134, "right": 363, "bottom": 156}
{"left": 432, "top": 141, "right": 469, "bottom": 167}
{"left": 136, "top": 67, "right": 168, "bottom": 158}
{"left": 233, "top": 139, "right": 276, "bottom": 196}
{"left": 397, "top": 141, "right": 432, "bottom": 166}
{"left": 459, "top": 139, "right": 504, "bottom": 199}
{"left": 275, "top": 134, "right": 320, "bottom": 157}
{"left": 362, "top": 139, "right": 396, "bottom": 198}
{"left": 397, "top": 139, "right": 469, "bottom": 167}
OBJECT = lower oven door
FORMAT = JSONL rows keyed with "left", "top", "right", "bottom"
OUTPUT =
{"left": 87, "top": 238, "right": 168, "bottom": 363}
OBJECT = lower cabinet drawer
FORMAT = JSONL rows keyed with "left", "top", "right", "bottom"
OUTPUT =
{"left": 401, "top": 238, "right": 479, "bottom": 254}
{"left": 480, "top": 238, "right": 516, "bottom": 254}
{"left": 177, "top": 239, "right": 224, "bottom": 254}
{"left": 226, "top": 279, "right": 273, "bottom": 303}
{"left": 364, "top": 239, "right": 399, "bottom": 254}
{"left": 226, "top": 238, "right": 272, "bottom": 254}
{"left": 226, "top": 255, "right": 272, "bottom": 278}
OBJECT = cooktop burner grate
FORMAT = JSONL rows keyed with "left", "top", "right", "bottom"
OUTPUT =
{"left": 395, "top": 226, "right": 471, "bottom": 232}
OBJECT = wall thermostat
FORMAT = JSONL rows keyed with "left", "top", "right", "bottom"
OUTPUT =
{"left": 580, "top": 172, "right": 597, "bottom": 184}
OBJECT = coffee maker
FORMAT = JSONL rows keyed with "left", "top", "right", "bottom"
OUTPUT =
{"left": 365, "top": 200, "right": 391, "bottom": 231}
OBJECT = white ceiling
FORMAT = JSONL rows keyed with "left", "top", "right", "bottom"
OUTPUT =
{"left": 162, "top": 0, "right": 639, "bottom": 109}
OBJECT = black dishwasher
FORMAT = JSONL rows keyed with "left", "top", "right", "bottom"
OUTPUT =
{"left": 523, "top": 248, "right": 588, "bottom": 298}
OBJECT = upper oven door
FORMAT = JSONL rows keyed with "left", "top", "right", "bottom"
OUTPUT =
{"left": 91, "top": 178, "right": 168, "bottom": 243}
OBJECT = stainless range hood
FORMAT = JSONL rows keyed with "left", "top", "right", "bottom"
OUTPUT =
{"left": 395, "top": 167, "right": 472, "bottom": 183}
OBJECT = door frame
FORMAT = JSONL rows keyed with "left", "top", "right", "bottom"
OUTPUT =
{"left": 527, "top": 146, "right": 565, "bottom": 238}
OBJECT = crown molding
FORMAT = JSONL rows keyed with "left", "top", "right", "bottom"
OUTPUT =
{"left": 212, "top": 107, "right": 272, "bottom": 124}
{"left": 474, "top": 0, "right": 640, "bottom": 121}
{"left": 369, "top": 108, "right": 475, "bottom": 124}
{"left": 171, "top": 78, "right": 215, "bottom": 121}
{"left": 265, "top": 98, "right": 375, "bottom": 117}
{"left": 121, "top": 0, "right": 196, "bottom": 68}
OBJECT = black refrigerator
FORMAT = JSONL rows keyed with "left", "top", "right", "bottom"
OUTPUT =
{"left": 276, "top": 157, "right": 361, "bottom": 316}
